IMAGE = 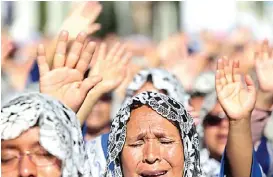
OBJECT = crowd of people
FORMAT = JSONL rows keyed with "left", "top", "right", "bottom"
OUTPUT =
{"left": 1, "top": 1, "right": 273, "bottom": 177}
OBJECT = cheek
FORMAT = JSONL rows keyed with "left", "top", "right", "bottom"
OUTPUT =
{"left": 121, "top": 147, "right": 143, "bottom": 176}
{"left": 204, "top": 127, "right": 219, "bottom": 149}
{"left": 2, "top": 171, "right": 17, "bottom": 177}
{"left": 37, "top": 164, "right": 61, "bottom": 177}
{"left": 162, "top": 143, "right": 184, "bottom": 169}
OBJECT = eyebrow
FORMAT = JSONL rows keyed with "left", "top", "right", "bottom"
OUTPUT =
{"left": 126, "top": 130, "right": 175, "bottom": 142}
{"left": 2, "top": 141, "right": 41, "bottom": 151}
{"left": 1, "top": 145, "right": 19, "bottom": 151}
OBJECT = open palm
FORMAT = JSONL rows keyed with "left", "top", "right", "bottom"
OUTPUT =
{"left": 38, "top": 31, "right": 102, "bottom": 112}
{"left": 255, "top": 40, "right": 273, "bottom": 92}
{"left": 89, "top": 42, "right": 131, "bottom": 94}
{"left": 61, "top": 1, "right": 102, "bottom": 39}
{"left": 215, "top": 57, "right": 256, "bottom": 121}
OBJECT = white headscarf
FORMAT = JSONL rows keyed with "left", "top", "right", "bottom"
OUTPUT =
{"left": 124, "top": 68, "right": 190, "bottom": 106}
{"left": 1, "top": 93, "right": 91, "bottom": 177}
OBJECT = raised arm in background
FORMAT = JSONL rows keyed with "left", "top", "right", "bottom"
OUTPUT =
{"left": 216, "top": 56, "right": 257, "bottom": 177}
{"left": 46, "top": 1, "right": 102, "bottom": 68}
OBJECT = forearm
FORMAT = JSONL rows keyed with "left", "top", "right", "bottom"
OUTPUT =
{"left": 256, "top": 90, "right": 273, "bottom": 110}
{"left": 226, "top": 118, "right": 253, "bottom": 177}
{"left": 77, "top": 88, "right": 103, "bottom": 125}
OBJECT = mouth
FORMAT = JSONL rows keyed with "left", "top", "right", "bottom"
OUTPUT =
{"left": 217, "top": 134, "right": 228, "bottom": 143}
{"left": 140, "top": 170, "right": 168, "bottom": 177}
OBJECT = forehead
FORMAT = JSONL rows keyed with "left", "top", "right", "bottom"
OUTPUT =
{"left": 2, "top": 127, "right": 41, "bottom": 151}
{"left": 210, "top": 102, "right": 224, "bottom": 114}
{"left": 135, "top": 82, "right": 159, "bottom": 95}
{"left": 127, "top": 105, "right": 180, "bottom": 135}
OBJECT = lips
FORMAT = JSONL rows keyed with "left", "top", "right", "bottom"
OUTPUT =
{"left": 217, "top": 134, "right": 228, "bottom": 143}
{"left": 140, "top": 170, "right": 168, "bottom": 177}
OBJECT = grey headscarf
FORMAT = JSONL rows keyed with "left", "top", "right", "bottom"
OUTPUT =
{"left": 1, "top": 93, "right": 91, "bottom": 177}
{"left": 124, "top": 68, "right": 190, "bottom": 106}
{"left": 105, "top": 91, "right": 204, "bottom": 177}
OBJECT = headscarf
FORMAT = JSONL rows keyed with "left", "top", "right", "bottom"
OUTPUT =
{"left": 124, "top": 68, "right": 189, "bottom": 106}
{"left": 85, "top": 68, "right": 191, "bottom": 177}
{"left": 1, "top": 93, "right": 91, "bottom": 177}
{"left": 105, "top": 91, "right": 204, "bottom": 177}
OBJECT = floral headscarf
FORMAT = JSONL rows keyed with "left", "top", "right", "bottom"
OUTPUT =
{"left": 124, "top": 68, "right": 189, "bottom": 106}
{"left": 1, "top": 93, "right": 91, "bottom": 177}
{"left": 105, "top": 91, "right": 204, "bottom": 177}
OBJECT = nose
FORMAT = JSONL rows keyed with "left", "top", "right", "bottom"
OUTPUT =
{"left": 19, "top": 155, "right": 37, "bottom": 177}
{"left": 143, "top": 140, "right": 161, "bottom": 164}
{"left": 219, "top": 118, "right": 229, "bottom": 129}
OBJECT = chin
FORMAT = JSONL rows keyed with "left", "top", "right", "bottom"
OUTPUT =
{"left": 216, "top": 146, "right": 226, "bottom": 157}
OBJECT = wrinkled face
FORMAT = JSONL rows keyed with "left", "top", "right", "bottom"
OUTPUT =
{"left": 203, "top": 102, "right": 229, "bottom": 160}
{"left": 1, "top": 127, "right": 62, "bottom": 177}
{"left": 121, "top": 105, "right": 184, "bottom": 177}
{"left": 86, "top": 96, "right": 111, "bottom": 131}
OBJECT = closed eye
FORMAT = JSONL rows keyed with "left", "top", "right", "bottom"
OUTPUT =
{"left": 159, "top": 138, "right": 174, "bottom": 145}
{"left": 128, "top": 140, "right": 144, "bottom": 148}
{"left": 1, "top": 156, "right": 17, "bottom": 164}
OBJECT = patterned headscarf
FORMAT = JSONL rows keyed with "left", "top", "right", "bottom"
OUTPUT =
{"left": 105, "top": 91, "right": 204, "bottom": 177}
{"left": 1, "top": 93, "right": 91, "bottom": 177}
{"left": 124, "top": 68, "right": 190, "bottom": 106}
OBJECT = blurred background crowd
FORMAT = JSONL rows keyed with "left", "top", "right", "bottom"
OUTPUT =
{"left": 1, "top": 1, "right": 273, "bottom": 176}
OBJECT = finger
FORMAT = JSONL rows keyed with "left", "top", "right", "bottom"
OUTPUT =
{"left": 66, "top": 32, "right": 87, "bottom": 68}
{"left": 37, "top": 44, "right": 50, "bottom": 77}
{"left": 80, "top": 75, "right": 102, "bottom": 95}
{"left": 245, "top": 74, "right": 256, "bottom": 93}
{"left": 215, "top": 70, "right": 223, "bottom": 93}
{"left": 113, "top": 44, "right": 126, "bottom": 63}
{"left": 223, "top": 56, "right": 233, "bottom": 83}
{"left": 53, "top": 30, "right": 69, "bottom": 69}
{"left": 232, "top": 59, "right": 241, "bottom": 82}
{"left": 97, "top": 42, "right": 107, "bottom": 61}
{"left": 262, "top": 39, "right": 269, "bottom": 52}
{"left": 106, "top": 42, "right": 121, "bottom": 61}
{"left": 254, "top": 51, "right": 260, "bottom": 61}
{"left": 120, "top": 52, "right": 132, "bottom": 66}
{"left": 86, "top": 23, "right": 101, "bottom": 35}
{"left": 76, "top": 41, "right": 96, "bottom": 74}
{"left": 71, "top": 2, "right": 86, "bottom": 16}
{"left": 84, "top": 2, "right": 102, "bottom": 23}
{"left": 263, "top": 51, "right": 270, "bottom": 61}
{"left": 217, "top": 58, "right": 227, "bottom": 86}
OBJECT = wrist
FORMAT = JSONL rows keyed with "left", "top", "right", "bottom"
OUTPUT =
{"left": 228, "top": 114, "right": 251, "bottom": 127}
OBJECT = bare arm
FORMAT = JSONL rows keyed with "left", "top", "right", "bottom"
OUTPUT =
{"left": 216, "top": 57, "right": 257, "bottom": 177}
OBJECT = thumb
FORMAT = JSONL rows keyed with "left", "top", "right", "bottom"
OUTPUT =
{"left": 80, "top": 75, "right": 102, "bottom": 95}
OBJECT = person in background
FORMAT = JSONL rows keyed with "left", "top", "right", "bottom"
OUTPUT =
{"left": 1, "top": 93, "right": 92, "bottom": 177}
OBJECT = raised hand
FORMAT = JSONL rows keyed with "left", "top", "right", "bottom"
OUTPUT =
{"left": 38, "top": 30, "right": 102, "bottom": 112}
{"left": 215, "top": 57, "right": 256, "bottom": 121}
{"left": 61, "top": 1, "right": 102, "bottom": 39}
{"left": 76, "top": 42, "right": 131, "bottom": 124}
{"left": 255, "top": 40, "right": 273, "bottom": 92}
{"left": 89, "top": 42, "right": 131, "bottom": 94}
